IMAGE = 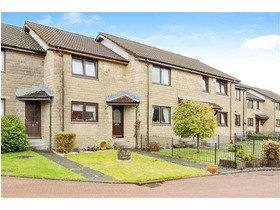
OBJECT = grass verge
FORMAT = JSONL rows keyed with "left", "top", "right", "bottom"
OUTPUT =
{"left": 66, "top": 150, "right": 208, "bottom": 182}
{"left": 1, "top": 151, "right": 85, "bottom": 181}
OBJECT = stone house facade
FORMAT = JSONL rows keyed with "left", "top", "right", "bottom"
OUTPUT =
{"left": 1, "top": 21, "right": 279, "bottom": 150}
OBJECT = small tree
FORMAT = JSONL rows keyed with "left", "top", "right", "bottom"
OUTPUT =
{"left": 172, "top": 100, "right": 217, "bottom": 153}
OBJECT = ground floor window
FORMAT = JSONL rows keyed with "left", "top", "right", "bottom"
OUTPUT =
{"left": 247, "top": 118, "right": 254, "bottom": 127}
{"left": 235, "top": 114, "right": 241, "bottom": 126}
{"left": 71, "top": 101, "right": 98, "bottom": 122}
{"left": 217, "top": 112, "right": 227, "bottom": 126}
{"left": 1, "top": 99, "right": 5, "bottom": 116}
{"left": 276, "top": 119, "right": 280, "bottom": 127}
{"left": 152, "top": 106, "right": 171, "bottom": 124}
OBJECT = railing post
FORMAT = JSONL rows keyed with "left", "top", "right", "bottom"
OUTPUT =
{"left": 140, "top": 134, "right": 142, "bottom": 149}
{"left": 214, "top": 143, "right": 217, "bottom": 165}
{"left": 171, "top": 137, "right": 174, "bottom": 157}
{"left": 234, "top": 144, "right": 237, "bottom": 169}
{"left": 253, "top": 139, "right": 255, "bottom": 155}
{"left": 218, "top": 135, "right": 220, "bottom": 149}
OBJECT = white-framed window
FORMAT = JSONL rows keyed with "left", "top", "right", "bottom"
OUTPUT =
{"left": 152, "top": 65, "right": 171, "bottom": 86}
{"left": 202, "top": 76, "right": 209, "bottom": 92}
{"left": 235, "top": 89, "right": 241, "bottom": 101}
{"left": 1, "top": 99, "right": 5, "bottom": 116}
{"left": 71, "top": 101, "right": 98, "bottom": 122}
{"left": 72, "top": 57, "right": 97, "bottom": 78}
{"left": 1, "top": 50, "right": 5, "bottom": 72}
{"left": 217, "top": 112, "right": 227, "bottom": 126}
{"left": 152, "top": 106, "right": 171, "bottom": 124}
{"left": 276, "top": 119, "right": 280, "bottom": 127}
{"left": 235, "top": 114, "right": 241, "bottom": 126}
{"left": 247, "top": 118, "right": 254, "bottom": 127}
{"left": 216, "top": 79, "right": 227, "bottom": 95}
{"left": 247, "top": 100, "right": 253, "bottom": 109}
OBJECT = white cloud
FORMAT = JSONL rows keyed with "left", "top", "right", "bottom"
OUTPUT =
{"left": 37, "top": 15, "right": 51, "bottom": 25}
{"left": 241, "top": 35, "right": 280, "bottom": 50}
{"left": 109, "top": 25, "right": 118, "bottom": 30}
{"left": 61, "top": 12, "right": 102, "bottom": 25}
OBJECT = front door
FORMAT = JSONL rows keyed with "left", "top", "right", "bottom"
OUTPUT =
{"left": 112, "top": 106, "right": 124, "bottom": 138}
{"left": 25, "top": 101, "right": 41, "bottom": 138}
{"left": 255, "top": 119, "right": 260, "bottom": 134}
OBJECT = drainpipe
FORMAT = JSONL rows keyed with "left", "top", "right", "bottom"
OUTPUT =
{"left": 58, "top": 47, "right": 65, "bottom": 131}
{"left": 229, "top": 83, "right": 232, "bottom": 140}
{"left": 243, "top": 90, "right": 246, "bottom": 135}
{"left": 146, "top": 59, "right": 150, "bottom": 144}
{"left": 49, "top": 98, "right": 53, "bottom": 151}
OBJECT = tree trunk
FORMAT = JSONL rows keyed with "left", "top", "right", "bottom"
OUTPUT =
{"left": 196, "top": 135, "right": 200, "bottom": 153}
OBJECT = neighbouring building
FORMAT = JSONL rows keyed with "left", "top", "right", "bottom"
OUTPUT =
{"left": 1, "top": 21, "right": 279, "bottom": 150}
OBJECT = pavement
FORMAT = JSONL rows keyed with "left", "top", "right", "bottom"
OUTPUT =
{"left": 35, "top": 149, "right": 247, "bottom": 183}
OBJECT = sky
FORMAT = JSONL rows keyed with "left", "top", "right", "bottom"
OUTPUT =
{"left": 2, "top": 11, "right": 279, "bottom": 95}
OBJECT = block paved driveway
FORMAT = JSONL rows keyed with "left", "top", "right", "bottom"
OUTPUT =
{"left": 1, "top": 170, "right": 279, "bottom": 198}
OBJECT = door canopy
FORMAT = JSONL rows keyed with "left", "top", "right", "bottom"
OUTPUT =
{"left": 16, "top": 85, "right": 54, "bottom": 101}
{"left": 106, "top": 90, "right": 140, "bottom": 106}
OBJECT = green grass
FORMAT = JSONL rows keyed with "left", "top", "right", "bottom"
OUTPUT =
{"left": 1, "top": 151, "right": 85, "bottom": 181}
{"left": 66, "top": 150, "right": 208, "bottom": 182}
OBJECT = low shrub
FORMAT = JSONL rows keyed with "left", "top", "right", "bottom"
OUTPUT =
{"left": 236, "top": 149, "right": 256, "bottom": 161}
{"left": 143, "top": 141, "right": 161, "bottom": 152}
{"left": 96, "top": 140, "right": 115, "bottom": 150}
{"left": 261, "top": 139, "right": 280, "bottom": 161}
{"left": 55, "top": 132, "right": 76, "bottom": 153}
{"left": 228, "top": 144, "right": 243, "bottom": 152}
{"left": 1, "top": 114, "right": 28, "bottom": 153}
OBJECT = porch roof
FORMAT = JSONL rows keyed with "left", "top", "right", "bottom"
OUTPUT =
{"left": 178, "top": 96, "right": 223, "bottom": 111}
{"left": 255, "top": 114, "right": 269, "bottom": 120}
{"left": 106, "top": 90, "right": 140, "bottom": 105}
{"left": 16, "top": 85, "right": 54, "bottom": 101}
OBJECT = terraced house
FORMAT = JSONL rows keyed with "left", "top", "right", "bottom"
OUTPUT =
{"left": 1, "top": 21, "right": 279, "bottom": 150}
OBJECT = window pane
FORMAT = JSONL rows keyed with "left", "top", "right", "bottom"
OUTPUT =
{"left": 161, "top": 68, "right": 170, "bottom": 85}
{"left": 202, "top": 78, "right": 207, "bottom": 91}
{"left": 85, "top": 105, "right": 96, "bottom": 120}
{"left": 221, "top": 113, "right": 225, "bottom": 124}
{"left": 72, "top": 104, "right": 83, "bottom": 120}
{"left": 161, "top": 107, "right": 170, "bottom": 123}
{"left": 216, "top": 82, "right": 220, "bottom": 93}
{"left": 152, "top": 67, "right": 160, "bottom": 83}
{"left": 113, "top": 109, "right": 121, "bottom": 123}
{"left": 221, "top": 83, "right": 225, "bottom": 94}
{"left": 1, "top": 51, "right": 4, "bottom": 72}
{"left": 85, "top": 61, "right": 96, "bottom": 77}
{"left": 1, "top": 99, "right": 5, "bottom": 116}
{"left": 72, "top": 59, "right": 83, "bottom": 75}
{"left": 152, "top": 106, "right": 160, "bottom": 123}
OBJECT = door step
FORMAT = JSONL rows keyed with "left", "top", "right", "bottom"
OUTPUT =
{"left": 28, "top": 138, "right": 49, "bottom": 151}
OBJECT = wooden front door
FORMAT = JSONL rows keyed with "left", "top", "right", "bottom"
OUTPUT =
{"left": 25, "top": 101, "right": 41, "bottom": 138}
{"left": 112, "top": 106, "right": 124, "bottom": 138}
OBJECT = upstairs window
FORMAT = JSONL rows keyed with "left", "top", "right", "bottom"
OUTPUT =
{"left": 217, "top": 112, "right": 227, "bottom": 126}
{"left": 152, "top": 106, "right": 171, "bottom": 124}
{"left": 247, "top": 100, "right": 253, "bottom": 109}
{"left": 202, "top": 76, "right": 209, "bottom": 92}
{"left": 235, "top": 89, "right": 241, "bottom": 101}
{"left": 72, "top": 57, "right": 97, "bottom": 78}
{"left": 276, "top": 103, "right": 280, "bottom": 111}
{"left": 216, "top": 79, "right": 227, "bottom": 95}
{"left": 152, "top": 65, "right": 171, "bottom": 86}
{"left": 1, "top": 50, "right": 5, "bottom": 72}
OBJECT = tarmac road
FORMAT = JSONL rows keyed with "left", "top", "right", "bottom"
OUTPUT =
{"left": 1, "top": 170, "right": 279, "bottom": 198}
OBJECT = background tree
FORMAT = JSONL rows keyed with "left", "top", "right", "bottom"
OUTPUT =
{"left": 172, "top": 100, "right": 217, "bottom": 153}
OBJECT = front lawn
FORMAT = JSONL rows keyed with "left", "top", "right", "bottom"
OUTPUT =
{"left": 66, "top": 150, "right": 208, "bottom": 182}
{"left": 1, "top": 151, "right": 85, "bottom": 181}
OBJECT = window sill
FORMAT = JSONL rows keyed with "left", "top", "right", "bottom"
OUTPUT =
{"left": 72, "top": 74, "right": 98, "bottom": 80}
{"left": 216, "top": 93, "right": 228, "bottom": 96}
{"left": 152, "top": 82, "right": 171, "bottom": 87}
{"left": 71, "top": 121, "right": 98, "bottom": 124}
{"left": 152, "top": 123, "right": 171, "bottom": 126}
{"left": 217, "top": 125, "right": 228, "bottom": 127}
{"left": 202, "top": 90, "right": 209, "bottom": 93}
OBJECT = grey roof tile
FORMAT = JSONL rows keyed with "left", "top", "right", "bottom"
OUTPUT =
{"left": 1, "top": 23, "right": 45, "bottom": 53}
{"left": 98, "top": 32, "right": 240, "bottom": 82}
{"left": 25, "top": 21, "right": 127, "bottom": 62}
{"left": 16, "top": 85, "right": 54, "bottom": 98}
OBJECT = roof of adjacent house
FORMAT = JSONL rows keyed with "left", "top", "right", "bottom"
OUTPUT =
{"left": 1, "top": 23, "right": 45, "bottom": 53}
{"left": 97, "top": 32, "right": 240, "bottom": 82}
{"left": 246, "top": 92, "right": 265, "bottom": 101}
{"left": 249, "top": 86, "right": 280, "bottom": 102}
{"left": 24, "top": 21, "right": 127, "bottom": 63}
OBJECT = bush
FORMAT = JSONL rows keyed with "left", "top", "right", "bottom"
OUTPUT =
{"left": 96, "top": 140, "right": 115, "bottom": 150}
{"left": 261, "top": 139, "right": 280, "bottom": 161}
{"left": 143, "top": 141, "right": 161, "bottom": 152}
{"left": 55, "top": 132, "right": 76, "bottom": 153}
{"left": 228, "top": 144, "right": 243, "bottom": 152}
{"left": 235, "top": 149, "right": 255, "bottom": 161}
{"left": 1, "top": 114, "right": 28, "bottom": 153}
